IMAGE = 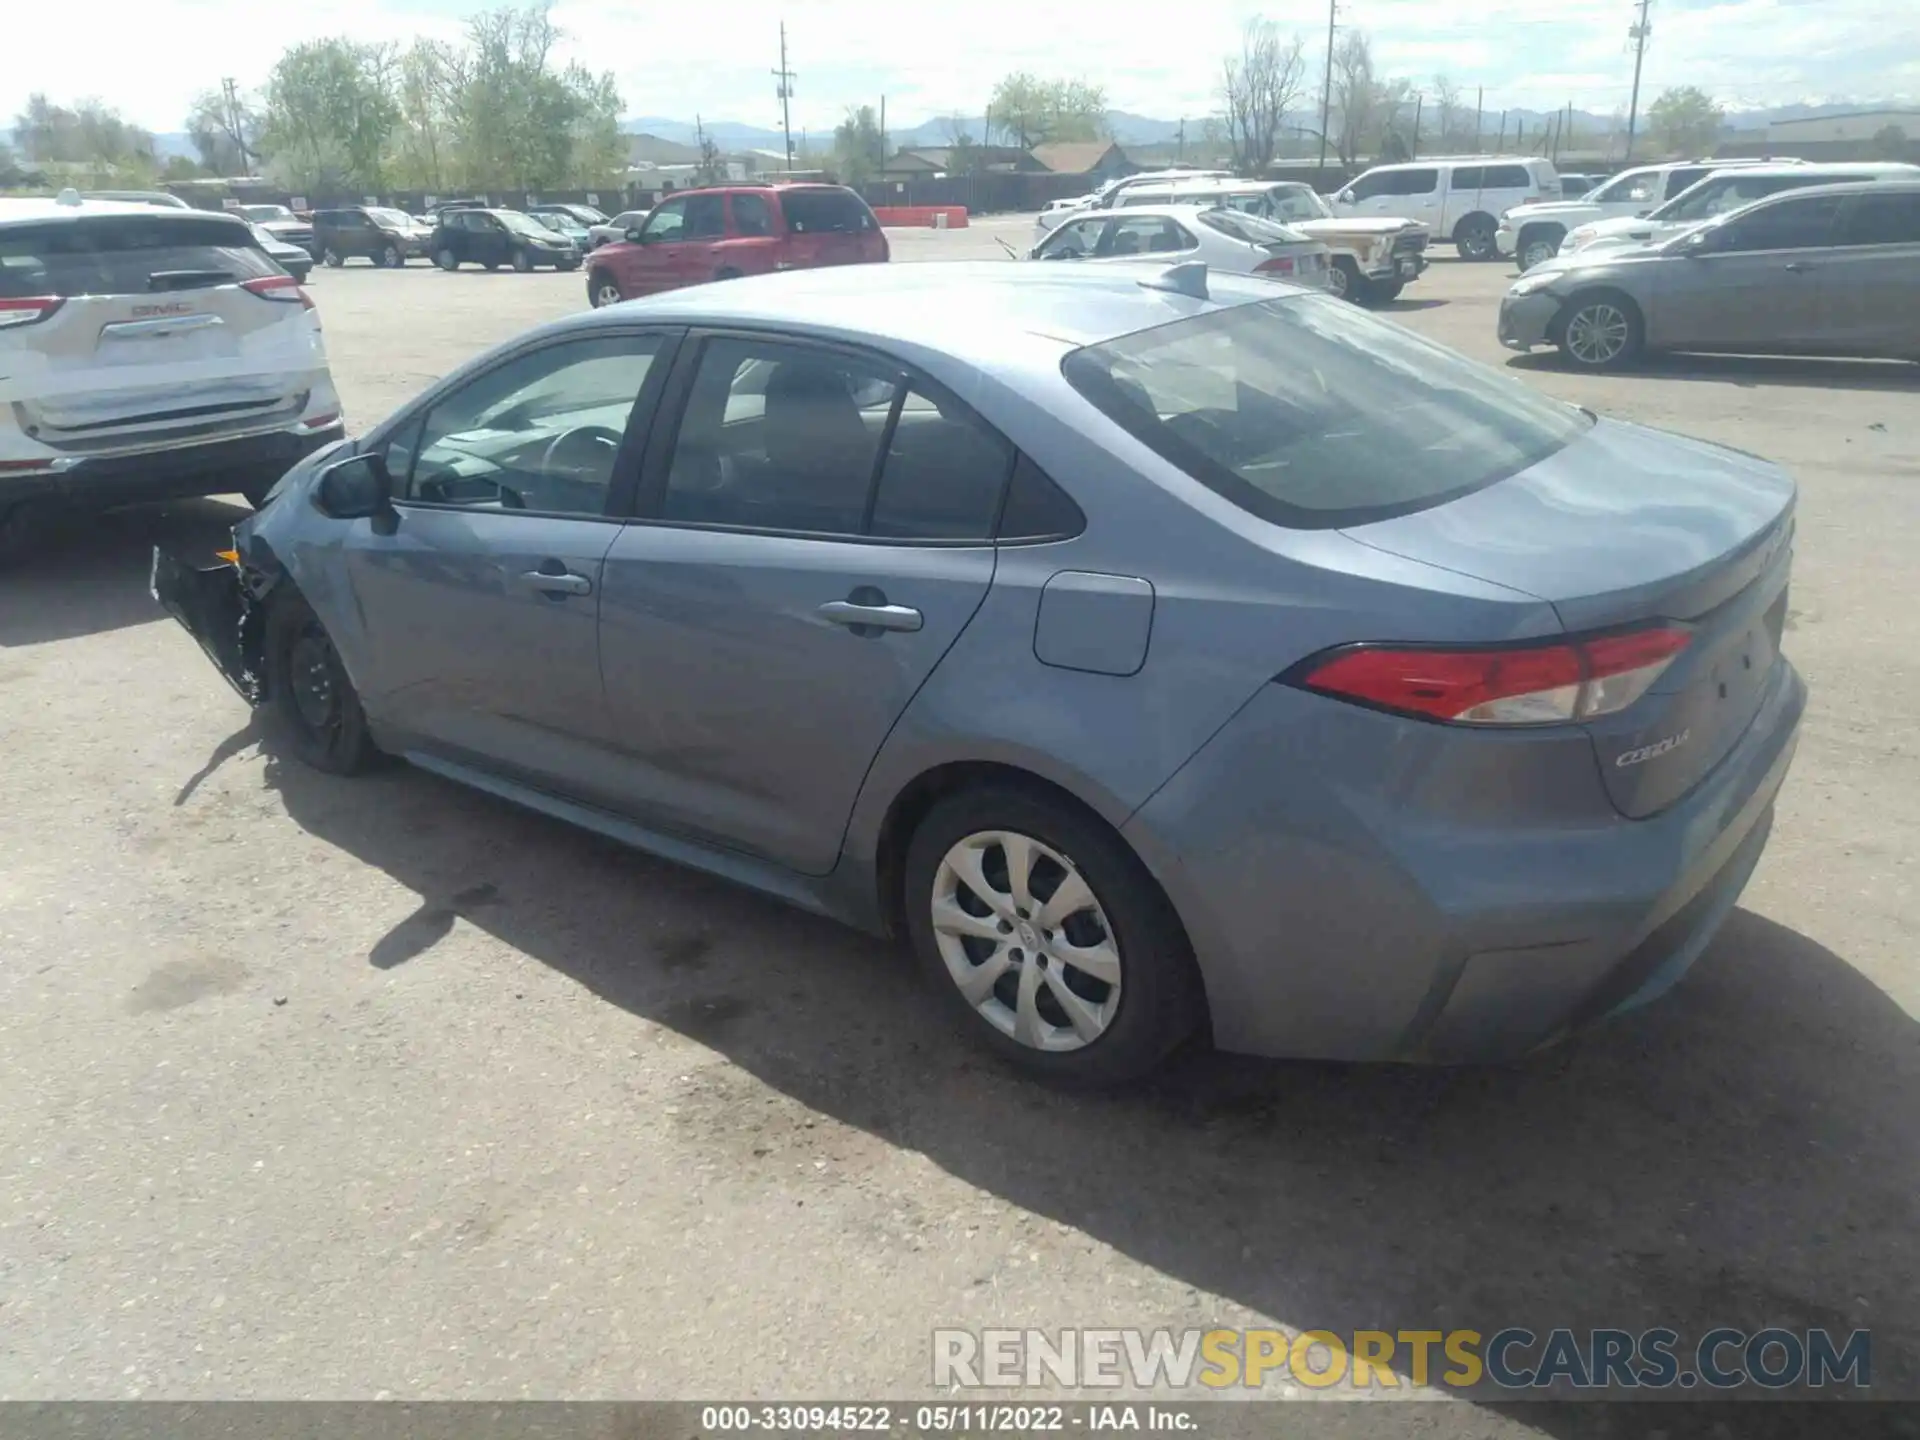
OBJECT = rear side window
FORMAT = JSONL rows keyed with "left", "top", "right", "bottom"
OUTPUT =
{"left": 1840, "top": 192, "right": 1920, "bottom": 245}
{"left": 1716, "top": 193, "right": 1845, "bottom": 251}
{"left": 868, "top": 386, "right": 1014, "bottom": 541}
{"left": 1482, "top": 164, "right": 1532, "bottom": 189}
{"left": 997, "top": 455, "right": 1085, "bottom": 541}
{"left": 1103, "top": 215, "right": 1195, "bottom": 256}
{"left": 780, "top": 189, "right": 878, "bottom": 234}
{"left": 732, "top": 193, "right": 773, "bottom": 236}
{"left": 685, "top": 194, "right": 727, "bottom": 239}
{"left": 1448, "top": 166, "right": 1483, "bottom": 190}
{"left": 1062, "top": 295, "right": 1593, "bottom": 530}
{"left": 0, "top": 216, "right": 274, "bottom": 298}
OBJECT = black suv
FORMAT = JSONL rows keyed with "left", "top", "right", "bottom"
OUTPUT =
{"left": 311, "top": 206, "right": 434, "bottom": 267}
{"left": 429, "top": 209, "right": 581, "bottom": 272}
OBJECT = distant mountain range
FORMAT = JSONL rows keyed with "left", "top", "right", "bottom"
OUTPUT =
{"left": 622, "top": 100, "right": 1905, "bottom": 152}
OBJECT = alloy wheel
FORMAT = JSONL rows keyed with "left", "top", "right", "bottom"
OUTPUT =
{"left": 1565, "top": 302, "right": 1632, "bottom": 367}
{"left": 1326, "top": 261, "right": 1351, "bottom": 299}
{"left": 383, "top": 244, "right": 403, "bottom": 268}
{"left": 929, "top": 830, "right": 1122, "bottom": 1053}
{"left": 592, "top": 280, "right": 623, "bottom": 308}
{"left": 435, "top": 249, "right": 457, "bottom": 271}
{"left": 1521, "top": 237, "right": 1558, "bottom": 270}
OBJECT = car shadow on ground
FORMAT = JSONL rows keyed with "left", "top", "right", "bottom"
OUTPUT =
{"left": 1377, "top": 297, "right": 1449, "bottom": 312}
{"left": 188, "top": 723, "right": 1920, "bottom": 1413}
{"left": 1507, "top": 350, "right": 1919, "bottom": 394}
{"left": 0, "top": 498, "right": 246, "bottom": 648}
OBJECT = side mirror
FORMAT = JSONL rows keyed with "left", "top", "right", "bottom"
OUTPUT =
{"left": 1680, "top": 229, "right": 1716, "bottom": 255}
{"left": 314, "top": 452, "right": 392, "bottom": 520}
{"left": 1337, "top": 190, "right": 1355, "bottom": 204}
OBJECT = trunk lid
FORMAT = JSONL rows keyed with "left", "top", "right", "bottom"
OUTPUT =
{"left": 1344, "top": 419, "right": 1797, "bottom": 817}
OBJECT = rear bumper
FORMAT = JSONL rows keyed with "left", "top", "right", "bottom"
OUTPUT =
{"left": 0, "top": 424, "right": 344, "bottom": 512}
{"left": 1122, "top": 658, "right": 1806, "bottom": 1063}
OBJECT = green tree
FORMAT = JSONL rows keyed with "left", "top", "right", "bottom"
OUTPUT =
{"left": 1646, "top": 86, "right": 1724, "bottom": 157}
{"left": 445, "top": 5, "right": 620, "bottom": 190}
{"left": 987, "top": 73, "right": 1108, "bottom": 148}
{"left": 833, "top": 105, "right": 883, "bottom": 186}
{"left": 259, "top": 39, "right": 400, "bottom": 190}
{"left": 12, "top": 94, "right": 153, "bottom": 169}
{"left": 1871, "top": 123, "right": 1911, "bottom": 161}
{"left": 389, "top": 39, "right": 458, "bottom": 190}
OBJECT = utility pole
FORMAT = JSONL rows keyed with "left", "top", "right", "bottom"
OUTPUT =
{"left": 1625, "top": 0, "right": 1652, "bottom": 161}
{"left": 1177, "top": 117, "right": 1186, "bottom": 162}
{"left": 772, "top": 22, "right": 797, "bottom": 172}
{"left": 879, "top": 95, "right": 887, "bottom": 183}
{"left": 1474, "top": 86, "right": 1483, "bottom": 149}
{"left": 1410, "top": 93, "right": 1422, "bottom": 159}
{"left": 1317, "top": 0, "right": 1337, "bottom": 173}
{"left": 220, "top": 76, "right": 251, "bottom": 175}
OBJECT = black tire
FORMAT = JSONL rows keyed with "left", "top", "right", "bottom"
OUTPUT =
{"left": 381, "top": 242, "right": 405, "bottom": 268}
{"left": 1454, "top": 214, "right": 1498, "bottom": 261}
{"left": 1552, "top": 289, "right": 1646, "bottom": 372}
{"left": 481, "top": 259, "right": 500, "bottom": 271}
{"left": 902, "top": 785, "right": 1201, "bottom": 1086}
{"left": 714, "top": 266, "right": 743, "bottom": 283}
{"left": 1516, "top": 225, "right": 1564, "bottom": 272}
{"left": 1328, "top": 255, "right": 1363, "bottom": 303}
{"left": 0, "top": 501, "right": 47, "bottom": 565}
{"left": 558, "top": 257, "right": 580, "bottom": 272}
{"left": 1359, "top": 278, "right": 1405, "bottom": 306}
{"left": 322, "top": 247, "right": 345, "bottom": 268}
{"left": 435, "top": 248, "right": 460, "bottom": 271}
{"left": 511, "top": 249, "right": 533, "bottom": 273}
{"left": 263, "top": 591, "right": 378, "bottom": 776}
{"left": 588, "top": 272, "right": 623, "bottom": 308}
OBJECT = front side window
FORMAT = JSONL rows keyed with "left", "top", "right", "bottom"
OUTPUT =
{"left": 642, "top": 199, "right": 687, "bottom": 243}
{"left": 1062, "top": 295, "right": 1593, "bottom": 530}
{"left": 1267, "top": 186, "right": 1332, "bottom": 222}
{"left": 389, "top": 335, "right": 663, "bottom": 517}
{"left": 1391, "top": 168, "right": 1439, "bottom": 195}
{"left": 1038, "top": 217, "right": 1106, "bottom": 259}
{"left": 1594, "top": 170, "right": 1660, "bottom": 204}
{"left": 1662, "top": 168, "right": 1709, "bottom": 199}
{"left": 1344, "top": 171, "right": 1391, "bottom": 202}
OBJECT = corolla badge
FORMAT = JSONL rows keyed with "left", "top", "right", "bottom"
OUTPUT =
{"left": 1615, "top": 730, "right": 1691, "bottom": 768}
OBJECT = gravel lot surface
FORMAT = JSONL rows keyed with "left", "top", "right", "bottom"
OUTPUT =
{"left": 2, "top": 214, "right": 1915, "bottom": 1427}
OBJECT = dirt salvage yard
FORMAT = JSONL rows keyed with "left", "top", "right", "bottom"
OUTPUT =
{"left": 2, "top": 237, "right": 1917, "bottom": 1418}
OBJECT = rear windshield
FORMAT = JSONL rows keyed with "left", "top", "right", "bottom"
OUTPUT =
{"left": 0, "top": 215, "right": 275, "bottom": 298}
{"left": 781, "top": 189, "right": 877, "bottom": 234}
{"left": 1197, "top": 210, "right": 1305, "bottom": 245}
{"left": 1062, "top": 296, "right": 1594, "bottom": 529}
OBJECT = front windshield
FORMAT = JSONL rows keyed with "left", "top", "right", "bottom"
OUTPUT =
{"left": 1586, "top": 170, "right": 1659, "bottom": 205}
{"left": 240, "top": 205, "right": 293, "bottom": 222}
{"left": 368, "top": 207, "right": 414, "bottom": 227}
{"left": 499, "top": 211, "right": 554, "bottom": 238}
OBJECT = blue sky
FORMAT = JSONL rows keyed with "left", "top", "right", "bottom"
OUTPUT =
{"left": 10, "top": 0, "right": 1918, "bottom": 134}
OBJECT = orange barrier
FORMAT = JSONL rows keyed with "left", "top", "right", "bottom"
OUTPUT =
{"left": 872, "top": 206, "right": 971, "bottom": 229}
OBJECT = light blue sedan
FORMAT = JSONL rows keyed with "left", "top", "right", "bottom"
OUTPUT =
{"left": 153, "top": 260, "right": 1804, "bottom": 1083}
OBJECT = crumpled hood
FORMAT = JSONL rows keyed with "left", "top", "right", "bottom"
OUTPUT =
{"left": 1292, "top": 216, "right": 1425, "bottom": 238}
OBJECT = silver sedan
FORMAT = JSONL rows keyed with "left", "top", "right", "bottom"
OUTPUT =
{"left": 1029, "top": 204, "right": 1331, "bottom": 288}
{"left": 1500, "top": 180, "right": 1920, "bottom": 370}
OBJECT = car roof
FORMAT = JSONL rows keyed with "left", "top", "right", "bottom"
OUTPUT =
{"left": 1367, "top": 154, "right": 1543, "bottom": 167}
{"left": 555, "top": 260, "right": 1294, "bottom": 363}
{"left": 0, "top": 195, "right": 245, "bottom": 228}
{"left": 1068, "top": 204, "right": 1265, "bottom": 222}
{"left": 1741, "top": 178, "right": 1920, "bottom": 201}
{"left": 1693, "top": 161, "right": 1920, "bottom": 179}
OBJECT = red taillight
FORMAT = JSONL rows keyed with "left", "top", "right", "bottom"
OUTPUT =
{"left": 1255, "top": 256, "right": 1296, "bottom": 276}
{"left": 0, "top": 295, "right": 65, "bottom": 329}
{"left": 1293, "top": 626, "right": 1691, "bottom": 726}
{"left": 242, "top": 275, "right": 314, "bottom": 310}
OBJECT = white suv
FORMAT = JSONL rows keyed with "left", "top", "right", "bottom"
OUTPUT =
{"left": 0, "top": 193, "right": 343, "bottom": 555}
{"left": 1496, "top": 159, "right": 1805, "bottom": 270}
{"left": 1328, "top": 156, "right": 1559, "bottom": 259}
{"left": 1034, "top": 169, "right": 1233, "bottom": 240}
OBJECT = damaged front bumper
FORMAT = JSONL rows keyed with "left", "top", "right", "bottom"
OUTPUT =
{"left": 150, "top": 545, "right": 272, "bottom": 704}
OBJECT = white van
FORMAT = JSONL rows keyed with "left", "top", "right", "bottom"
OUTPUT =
{"left": 1328, "top": 156, "right": 1560, "bottom": 259}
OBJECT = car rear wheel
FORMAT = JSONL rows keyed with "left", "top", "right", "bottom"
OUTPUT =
{"left": 435, "top": 248, "right": 459, "bottom": 271}
{"left": 322, "top": 247, "right": 345, "bottom": 268}
{"left": 903, "top": 786, "right": 1201, "bottom": 1085}
{"left": 588, "top": 273, "right": 623, "bottom": 308}
{"left": 1454, "top": 215, "right": 1498, "bottom": 261}
{"left": 511, "top": 249, "right": 533, "bottom": 273}
{"left": 1327, "top": 256, "right": 1361, "bottom": 302}
{"left": 264, "top": 592, "right": 378, "bottom": 776}
{"left": 1554, "top": 291, "right": 1645, "bottom": 371}
{"left": 381, "top": 243, "right": 404, "bottom": 268}
{"left": 1517, "top": 226, "right": 1564, "bottom": 272}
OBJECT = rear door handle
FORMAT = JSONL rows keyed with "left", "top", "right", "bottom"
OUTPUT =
{"left": 521, "top": 568, "right": 592, "bottom": 596}
{"left": 818, "top": 599, "right": 923, "bottom": 633}
{"left": 1784, "top": 262, "right": 1816, "bottom": 273}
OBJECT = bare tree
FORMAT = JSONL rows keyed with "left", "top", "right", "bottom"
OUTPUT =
{"left": 1431, "top": 75, "right": 1465, "bottom": 151}
{"left": 1330, "top": 31, "right": 1379, "bottom": 166}
{"left": 1219, "top": 17, "right": 1307, "bottom": 176}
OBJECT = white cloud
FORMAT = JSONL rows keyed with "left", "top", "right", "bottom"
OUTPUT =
{"left": 7, "top": 0, "right": 1915, "bottom": 134}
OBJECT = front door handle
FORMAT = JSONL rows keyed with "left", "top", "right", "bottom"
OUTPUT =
{"left": 521, "top": 568, "right": 592, "bottom": 596}
{"left": 1783, "top": 262, "right": 1815, "bottom": 274}
{"left": 818, "top": 599, "right": 923, "bottom": 633}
